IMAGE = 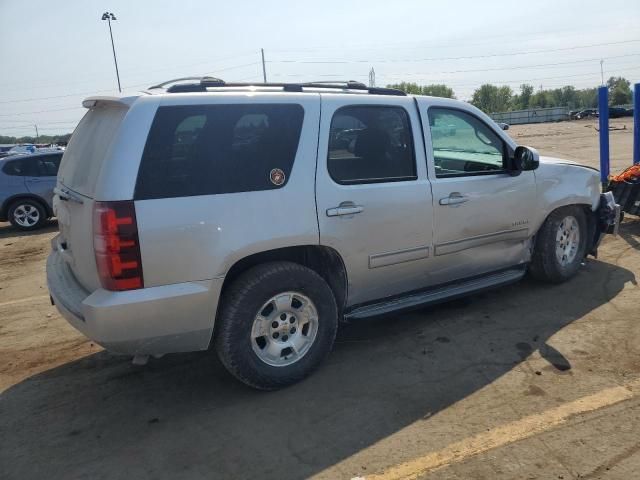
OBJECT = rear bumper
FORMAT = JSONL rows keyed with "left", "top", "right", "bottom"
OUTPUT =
{"left": 46, "top": 247, "right": 223, "bottom": 355}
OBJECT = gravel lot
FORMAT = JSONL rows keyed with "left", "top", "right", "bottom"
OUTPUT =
{"left": 1, "top": 118, "right": 639, "bottom": 480}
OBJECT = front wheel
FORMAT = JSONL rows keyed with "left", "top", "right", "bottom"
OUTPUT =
{"left": 529, "top": 206, "right": 588, "bottom": 283}
{"left": 215, "top": 262, "right": 338, "bottom": 390}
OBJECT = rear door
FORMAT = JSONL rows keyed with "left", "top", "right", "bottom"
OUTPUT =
{"left": 315, "top": 95, "right": 434, "bottom": 306}
{"left": 416, "top": 100, "right": 536, "bottom": 282}
{"left": 24, "top": 154, "right": 62, "bottom": 208}
{"left": 55, "top": 102, "right": 130, "bottom": 291}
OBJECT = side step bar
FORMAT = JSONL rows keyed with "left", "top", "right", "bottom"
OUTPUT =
{"left": 344, "top": 266, "right": 526, "bottom": 320}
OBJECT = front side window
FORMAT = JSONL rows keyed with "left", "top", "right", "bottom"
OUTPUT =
{"left": 135, "top": 104, "right": 304, "bottom": 199}
{"left": 328, "top": 106, "right": 416, "bottom": 184}
{"left": 428, "top": 108, "right": 506, "bottom": 178}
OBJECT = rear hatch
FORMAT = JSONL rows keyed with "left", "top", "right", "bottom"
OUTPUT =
{"left": 55, "top": 99, "right": 130, "bottom": 291}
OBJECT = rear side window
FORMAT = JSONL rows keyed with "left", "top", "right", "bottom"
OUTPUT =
{"left": 2, "top": 158, "right": 38, "bottom": 176}
{"left": 328, "top": 106, "right": 416, "bottom": 184}
{"left": 135, "top": 104, "right": 304, "bottom": 200}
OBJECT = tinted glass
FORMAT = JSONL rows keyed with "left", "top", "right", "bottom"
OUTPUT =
{"left": 2, "top": 158, "right": 39, "bottom": 177}
{"left": 135, "top": 104, "right": 304, "bottom": 199}
{"left": 328, "top": 106, "right": 416, "bottom": 184}
{"left": 428, "top": 108, "right": 505, "bottom": 177}
{"left": 38, "top": 154, "right": 62, "bottom": 176}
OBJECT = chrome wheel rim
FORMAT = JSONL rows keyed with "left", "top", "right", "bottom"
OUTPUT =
{"left": 555, "top": 216, "right": 580, "bottom": 267}
{"left": 13, "top": 204, "right": 40, "bottom": 227}
{"left": 251, "top": 291, "right": 319, "bottom": 367}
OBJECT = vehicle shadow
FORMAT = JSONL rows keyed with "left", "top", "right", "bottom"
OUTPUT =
{"left": 0, "top": 258, "right": 635, "bottom": 480}
{"left": 619, "top": 216, "right": 640, "bottom": 250}
{"left": 0, "top": 220, "right": 58, "bottom": 239}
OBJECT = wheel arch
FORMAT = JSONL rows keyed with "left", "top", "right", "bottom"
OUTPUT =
{"left": 532, "top": 203, "right": 597, "bottom": 257}
{"left": 1, "top": 194, "right": 52, "bottom": 220}
{"left": 219, "top": 244, "right": 348, "bottom": 317}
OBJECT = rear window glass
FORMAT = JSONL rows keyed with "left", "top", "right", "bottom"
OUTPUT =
{"left": 135, "top": 104, "right": 304, "bottom": 200}
{"left": 58, "top": 105, "right": 127, "bottom": 196}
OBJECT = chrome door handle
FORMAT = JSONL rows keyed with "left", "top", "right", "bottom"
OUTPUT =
{"left": 326, "top": 203, "right": 364, "bottom": 217}
{"left": 439, "top": 193, "right": 468, "bottom": 206}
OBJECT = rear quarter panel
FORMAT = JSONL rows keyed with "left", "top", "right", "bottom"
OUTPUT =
{"left": 134, "top": 93, "right": 322, "bottom": 287}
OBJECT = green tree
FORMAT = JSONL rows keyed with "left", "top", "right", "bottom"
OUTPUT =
{"left": 607, "top": 76, "right": 632, "bottom": 105}
{"left": 387, "top": 82, "right": 455, "bottom": 98}
{"left": 470, "top": 84, "right": 512, "bottom": 113}
{"left": 513, "top": 84, "right": 534, "bottom": 110}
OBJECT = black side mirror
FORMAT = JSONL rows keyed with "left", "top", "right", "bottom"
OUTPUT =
{"left": 511, "top": 146, "right": 540, "bottom": 175}
{"left": 498, "top": 122, "right": 510, "bottom": 131}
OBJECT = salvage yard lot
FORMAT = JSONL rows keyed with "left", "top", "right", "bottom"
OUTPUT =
{"left": 1, "top": 119, "right": 639, "bottom": 480}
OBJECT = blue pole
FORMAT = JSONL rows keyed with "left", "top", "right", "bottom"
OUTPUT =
{"left": 634, "top": 83, "right": 640, "bottom": 165}
{"left": 598, "top": 86, "right": 609, "bottom": 186}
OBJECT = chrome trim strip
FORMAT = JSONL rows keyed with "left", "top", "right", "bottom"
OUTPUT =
{"left": 434, "top": 228, "right": 529, "bottom": 256}
{"left": 368, "top": 245, "right": 430, "bottom": 269}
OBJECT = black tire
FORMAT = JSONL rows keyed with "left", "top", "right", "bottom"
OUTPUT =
{"left": 7, "top": 199, "right": 47, "bottom": 231}
{"left": 215, "top": 261, "right": 338, "bottom": 390}
{"left": 529, "top": 206, "right": 588, "bottom": 283}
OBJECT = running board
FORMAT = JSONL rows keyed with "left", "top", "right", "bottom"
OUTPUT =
{"left": 344, "top": 266, "right": 526, "bottom": 320}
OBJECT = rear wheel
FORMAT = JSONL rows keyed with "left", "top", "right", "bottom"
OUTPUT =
{"left": 529, "top": 206, "right": 588, "bottom": 283}
{"left": 215, "top": 261, "right": 338, "bottom": 390}
{"left": 8, "top": 199, "right": 47, "bottom": 231}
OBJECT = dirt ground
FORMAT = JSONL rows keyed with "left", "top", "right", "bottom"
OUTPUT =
{"left": 1, "top": 119, "right": 639, "bottom": 480}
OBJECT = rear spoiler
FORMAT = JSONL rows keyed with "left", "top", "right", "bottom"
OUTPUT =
{"left": 82, "top": 96, "right": 138, "bottom": 108}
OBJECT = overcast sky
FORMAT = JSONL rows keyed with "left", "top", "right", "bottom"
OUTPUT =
{"left": 1, "top": 0, "right": 639, "bottom": 136}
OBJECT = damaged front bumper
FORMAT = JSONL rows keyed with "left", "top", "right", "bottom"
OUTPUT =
{"left": 589, "top": 191, "right": 621, "bottom": 256}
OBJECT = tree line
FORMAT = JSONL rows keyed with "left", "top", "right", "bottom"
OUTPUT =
{"left": 0, "top": 133, "right": 72, "bottom": 145}
{"left": 388, "top": 76, "right": 634, "bottom": 114}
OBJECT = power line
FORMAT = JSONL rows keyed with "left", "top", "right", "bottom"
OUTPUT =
{"left": 0, "top": 61, "right": 262, "bottom": 105}
{"left": 268, "top": 39, "right": 640, "bottom": 64}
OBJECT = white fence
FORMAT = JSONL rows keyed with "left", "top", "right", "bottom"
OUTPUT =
{"left": 490, "top": 107, "right": 570, "bottom": 125}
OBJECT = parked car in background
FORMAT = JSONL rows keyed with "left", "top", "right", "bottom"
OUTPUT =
{"left": 7, "top": 144, "right": 37, "bottom": 156}
{"left": 0, "top": 146, "right": 15, "bottom": 159}
{"left": 572, "top": 108, "right": 597, "bottom": 120}
{"left": 608, "top": 107, "right": 628, "bottom": 118}
{"left": 0, "top": 151, "right": 63, "bottom": 230}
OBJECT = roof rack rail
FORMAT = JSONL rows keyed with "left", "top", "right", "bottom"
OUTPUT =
{"left": 148, "top": 76, "right": 225, "bottom": 91}
{"left": 149, "top": 77, "right": 407, "bottom": 96}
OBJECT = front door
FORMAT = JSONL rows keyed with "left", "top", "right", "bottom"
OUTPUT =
{"left": 418, "top": 103, "right": 536, "bottom": 283}
{"left": 315, "top": 95, "right": 434, "bottom": 306}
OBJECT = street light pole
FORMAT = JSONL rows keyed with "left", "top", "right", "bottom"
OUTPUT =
{"left": 101, "top": 12, "right": 121, "bottom": 93}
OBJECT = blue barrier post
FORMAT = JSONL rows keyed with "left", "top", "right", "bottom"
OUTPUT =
{"left": 598, "top": 86, "right": 609, "bottom": 187}
{"left": 634, "top": 83, "right": 640, "bottom": 165}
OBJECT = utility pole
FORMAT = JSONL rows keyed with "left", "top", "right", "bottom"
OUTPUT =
{"left": 261, "top": 48, "right": 267, "bottom": 83}
{"left": 34, "top": 124, "right": 39, "bottom": 143}
{"left": 101, "top": 12, "right": 122, "bottom": 93}
{"left": 369, "top": 67, "right": 376, "bottom": 87}
{"left": 600, "top": 59, "right": 605, "bottom": 86}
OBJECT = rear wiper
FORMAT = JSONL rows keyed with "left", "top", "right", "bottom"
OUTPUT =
{"left": 54, "top": 187, "right": 84, "bottom": 205}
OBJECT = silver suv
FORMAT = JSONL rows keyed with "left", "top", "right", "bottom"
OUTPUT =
{"left": 47, "top": 79, "right": 618, "bottom": 390}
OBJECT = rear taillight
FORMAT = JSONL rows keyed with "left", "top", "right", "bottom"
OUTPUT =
{"left": 93, "top": 201, "right": 144, "bottom": 291}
